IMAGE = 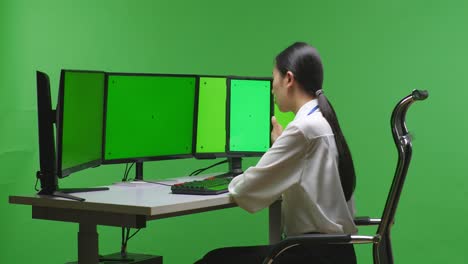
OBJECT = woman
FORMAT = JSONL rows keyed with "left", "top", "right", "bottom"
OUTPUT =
{"left": 195, "top": 42, "right": 357, "bottom": 264}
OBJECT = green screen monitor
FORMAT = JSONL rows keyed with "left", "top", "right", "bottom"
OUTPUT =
{"left": 194, "top": 76, "right": 228, "bottom": 158}
{"left": 56, "top": 70, "right": 106, "bottom": 178}
{"left": 227, "top": 77, "right": 273, "bottom": 156}
{"left": 103, "top": 73, "right": 197, "bottom": 163}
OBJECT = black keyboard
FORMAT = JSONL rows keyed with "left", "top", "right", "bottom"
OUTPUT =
{"left": 171, "top": 175, "right": 235, "bottom": 195}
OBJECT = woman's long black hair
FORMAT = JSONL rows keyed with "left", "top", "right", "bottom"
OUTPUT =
{"left": 275, "top": 42, "right": 356, "bottom": 201}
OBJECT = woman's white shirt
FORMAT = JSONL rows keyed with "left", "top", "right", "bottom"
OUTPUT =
{"left": 228, "top": 99, "right": 357, "bottom": 236}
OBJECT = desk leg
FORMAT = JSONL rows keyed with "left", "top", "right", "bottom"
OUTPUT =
{"left": 268, "top": 200, "right": 281, "bottom": 244}
{"left": 78, "top": 223, "right": 99, "bottom": 264}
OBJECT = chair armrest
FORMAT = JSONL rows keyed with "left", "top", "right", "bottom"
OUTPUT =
{"left": 280, "top": 233, "right": 352, "bottom": 246}
{"left": 354, "top": 216, "right": 381, "bottom": 226}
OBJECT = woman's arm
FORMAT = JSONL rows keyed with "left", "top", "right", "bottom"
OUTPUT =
{"left": 229, "top": 124, "right": 308, "bottom": 213}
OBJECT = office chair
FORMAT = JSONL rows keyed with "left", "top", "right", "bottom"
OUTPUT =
{"left": 263, "top": 89, "right": 429, "bottom": 264}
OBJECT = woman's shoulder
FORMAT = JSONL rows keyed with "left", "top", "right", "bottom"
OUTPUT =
{"left": 289, "top": 113, "right": 334, "bottom": 139}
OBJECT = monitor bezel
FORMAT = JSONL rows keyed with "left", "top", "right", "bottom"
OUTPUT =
{"left": 225, "top": 76, "right": 274, "bottom": 157}
{"left": 56, "top": 69, "right": 105, "bottom": 178}
{"left": 101, "top": 72, "right": 199, "bottom": 165}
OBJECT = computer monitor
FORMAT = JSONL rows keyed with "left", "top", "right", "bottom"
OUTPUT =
{"left": 36, "top": 71, "right": 59, "bottom": 193}
{"left": 103, "top": 73, "right": 197, "bottom": 164}
{"left": 56, "top": 70, "right": 106, "bottom": 178}
{"left": 194, "top": 76, "right": 228, "bottom": 159}
{"left": 37, "top": 71, "right": 107, "bottom": 201}
{"left": 226, "top": 77, "right": 273, "bottom": 156}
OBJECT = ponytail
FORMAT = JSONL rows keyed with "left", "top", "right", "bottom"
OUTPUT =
{"left": 316, "top": 90, "right": 356, "bottom": 201}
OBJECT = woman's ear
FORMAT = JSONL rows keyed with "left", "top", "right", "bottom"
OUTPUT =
{"left": 285, "top": 71, "right": 295, "bottom": 89}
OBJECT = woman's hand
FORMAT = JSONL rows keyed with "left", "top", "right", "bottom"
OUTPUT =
{"left": 271, "top": 116, "right": 283, "bottom": 144}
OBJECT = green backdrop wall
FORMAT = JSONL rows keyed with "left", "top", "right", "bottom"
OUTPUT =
{"left": 1, "top": 0, "right": 467, "bottom": 263}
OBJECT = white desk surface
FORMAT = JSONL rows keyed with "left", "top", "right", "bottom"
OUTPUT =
{"left": 9, "top": 175, "right": 235, "bottom": 217}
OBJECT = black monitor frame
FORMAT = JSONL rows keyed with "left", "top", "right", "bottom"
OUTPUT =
{"left": 101, "top": 72, "right": 199, "bottom": 165}
{"left": 225, "top": 76, "right": 274, "bottom": 157}
{"left": 56, "top": 69, "right": 106, "bottom": 178}
{"left": 36, "top": 71, "right": 59, "bottom": 194}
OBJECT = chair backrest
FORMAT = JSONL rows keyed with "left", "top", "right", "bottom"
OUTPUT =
{"left": 373, "top": 90, "right": 428, "bottom": 263}
{"left": 263, "top": 90, "right": 429, "bottom": 264}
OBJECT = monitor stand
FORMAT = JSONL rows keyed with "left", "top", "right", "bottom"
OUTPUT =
{"left": 37, "top": 171, "right": 109, "bottom": 202}
{"left": 135, "top": 161, "right": 144, "bottom": 181}
{"left": 38, "top": 189, "right": 85, "bottom": 202}
{"left": 228, "top": 157, "right": 243, "bottom": 176}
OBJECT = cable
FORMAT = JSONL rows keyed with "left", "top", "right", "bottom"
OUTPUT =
{"left": 126, "top": 228, "right": 141, "bottom": 242}
{"left": 119, "top": 159, "right": 142, "bottom": 263}
{"left": 120, "top": 227, "right": 141, "bottom": 257}
{"left": 122, "top": 163, "right": 135, "bottom": 181}
{"left": 126, "top": 163, "right": 135, "bottom": 180}
{"left": 126, "top": 227, "right": 130, "bottom": 244}
{"left": 141, "top": 181, "right": 173, "bottom": 186}
{"left": 122, "top": 164, "right": 129, "bottom": 181}
{"left": 121, "top": 227, "right": 126, "bottom": 256}
{"left": 189, "top": 159, "right": 228, "bottom": 176}
{"left": 189, "top": 168, "right": 204, "bottom": 176}
{"left": 34, "top": 178, "right": 39, "bottom": 191}
{"left": 119, "top": 162, "right": 143, "bottom": 257}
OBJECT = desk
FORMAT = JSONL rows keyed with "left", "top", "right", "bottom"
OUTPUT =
{"left": 9, "top": 177, "right": 282, "bottom": 264}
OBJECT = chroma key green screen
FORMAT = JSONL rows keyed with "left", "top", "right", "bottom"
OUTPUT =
{"left": 58, "top": 70, "right": 105, "bottom": 177}
{"left": 195, "top": 77, "right": 227, "bottom": 155}
{"left": 104, "top": 74, "right": 196, "bottom": 161}
{"left": 228, "top": 78, "right": 272, "bottom": 154}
